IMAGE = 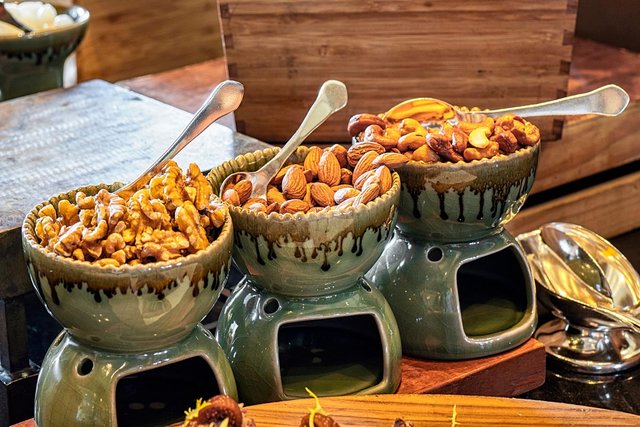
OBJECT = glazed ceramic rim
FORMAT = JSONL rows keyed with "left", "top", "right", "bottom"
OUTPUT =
{"left": 351, "top": 136, "right": 538, "bottom": 171}
{"left": 0, "top": 5, "right": 89, "bottom": 41}
{"left": 211, "top": 146, "right": 401, "bottom": 224}
{"left": 22, "top": 182, "right": 233, "bottom": 273}
{"left": 402, "top": 144, "right": 538, "bottom": 170}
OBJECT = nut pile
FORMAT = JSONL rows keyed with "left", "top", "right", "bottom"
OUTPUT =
{"left": 33, "top": 161, "right": 227, "bottom": 266}
{"left": 222, "top": 145, "right": 405, "bottom": 214}
{"left": 348, "top": 112, "right": 541, "bottom": 163}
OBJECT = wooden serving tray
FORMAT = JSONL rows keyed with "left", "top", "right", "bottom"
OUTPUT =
{"left": 244, "top": 394, "right": 640, "bottom": 426}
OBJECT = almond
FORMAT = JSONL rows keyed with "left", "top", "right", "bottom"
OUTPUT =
{"left": 327, "top": 144, "right": 349, "bottom": 168}
{"left": 353, "top": 183, "right": 380, "bottom": 207}
{"left": 272, "top": 164, "right": 302, "bottom": 186}
{"left": 266, "top": 202, "right": 280, "bottom": 214}
{"left": 310, "top": 182, "right": 335, "bottom": 207}
{"left": 282, "top": 167, "right": 307, "bottom": 199}
{"left": 352, "top": 151, "right": 378, "bottom": 183}
{"left": 234, "top": 179, "right": 252, "bottom": 204}
{"left": 303, "top": 169, "right": 315, "bottom": 183}
{"left": 318, "top": 151, "right": 341, "bottom": 187}
{"left": 308, "top": 206, "right": 326, "bottom": 214}
{"left": 340, "top": 168, "right": 352, "bottom": 185}
{"left": 353, "top": 169, "right": 376, "bottom": 190}
{"left": 222, "top": 188, "right": 240, "bottom": 206}
{"left": 336, "top": 197, "right": 356, "bottom": 210}
{"left": 242, "top": 198, "right": 267, "bottom": 209}
{"left": 245, "top": 202, "right": 266, "bottom": 213}
{"left": 334, "top": 187, "right": 360, "bottom": 204}
{"left": 374, "top": 166, "right": 392, "bottom": 194}
{"left": 280, "top": 199, "right": 311, "bottom": 214}
{"left": 372, "top": 152, "right": 409, "bottom": 169}
{"left": 304, "top": 146, "right": 323, "bottom": 179}
{"left": 303, "top": 183, "right": 313, "bottom": 205}
{"left": 347, "top": 142, "right": 385, "bottom": 167}
{"left": 331, "top": 184, "right": 353, "bottom": 192}
{"left": 267, "top": 185, "right": 287, "bottom": 205}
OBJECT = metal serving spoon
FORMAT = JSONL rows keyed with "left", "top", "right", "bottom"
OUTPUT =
{"left": 384, "top": 84, "right": 630, "bottom": 123}
{"left": 116, "top": 79, "right": 244, "bottom": 199}
{"left": 518, "top": 222, "right": 640, "bottom": 332}
{"left": 220, "top": 80, "right": 348, "bottom": 199}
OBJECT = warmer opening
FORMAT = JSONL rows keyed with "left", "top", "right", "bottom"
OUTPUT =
{"left": 278, "top": 314, "right": 384, "bottom": 398}
{"left": 456, "top": 245, "right": 528, "bottom": 337}
{"left": 115, "top": 356, "right": 220, "bottom": 427}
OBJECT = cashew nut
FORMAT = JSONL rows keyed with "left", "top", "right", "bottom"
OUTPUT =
{"left": 468, "top": 126, "right": 492, "bottom": 149}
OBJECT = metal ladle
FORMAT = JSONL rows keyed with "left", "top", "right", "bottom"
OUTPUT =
{"left": 220, "top": 80, "right": 348, "bottom": 199}
{"left": 116, "top": 79, "right": 244, "bottom": 198}
{"left": 518, "top": 222, "right": 640, "bottom": 373}
{"left": 384, "top": 84, "right": 630, "bottom": 123}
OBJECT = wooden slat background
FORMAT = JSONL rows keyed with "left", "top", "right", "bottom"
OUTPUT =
{"left": 220, "top": 0, "right": 577, "bottom": 143}
{"left": 74, "top": 0, "right": 224, "bottom": 82}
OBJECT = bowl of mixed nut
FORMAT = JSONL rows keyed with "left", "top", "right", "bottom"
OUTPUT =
{"left": 208, "top": 146, "right": 401, "bottom": 297}
{"left": 22, "top": 161, "right": 234, "bottom": 352}
{"left": 348, "top": 111, "right": 541, "bottom": 242}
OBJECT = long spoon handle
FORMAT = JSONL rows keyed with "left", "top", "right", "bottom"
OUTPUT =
{"left": 117, "top": 80, "right": 244, "bottom": 196}
{"left": 257, "top": 80, "right": 348, "bottom": 180}
{"left": 475, "top": 84, "right": 629, "bottom": 119}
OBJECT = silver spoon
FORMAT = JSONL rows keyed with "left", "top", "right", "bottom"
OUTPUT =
{"left": 220, "top": 80, "right": 348, "bottom": 199}
{"left": 540, "top": 223, "right": 613, "bottom": 299}
{"left": 117, "top": 79, "right": 244, "bottom": 199}
{"left": 519, "top": 223, "right": 640, "bottom": 333}
{"left": 384, "top": 84, "right": 630, "bottom": 123}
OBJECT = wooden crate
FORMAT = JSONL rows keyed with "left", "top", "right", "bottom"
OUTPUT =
{"left": 219, "top": 0, "right": 578, "bottom": 143}
{"left": 75, "top": 0, "right": 224, "bottom": 82}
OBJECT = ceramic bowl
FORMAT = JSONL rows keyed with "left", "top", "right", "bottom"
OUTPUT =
{"left": 395, "top": 144, "right": 540, "bottom": 242}
{"left": 207, "top": 146, "right": 401, "bottom": 297}
{"left": 0, "top": 5, "right": 89, "bottom": 101}
{"left": 22, "top": 183, "right": 234, "bottom": 352}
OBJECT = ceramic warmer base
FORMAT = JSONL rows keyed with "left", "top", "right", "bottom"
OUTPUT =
{"left": 367, "top": 229, "right": 537, "bottom": 359}
{"left": 34, "top": 324, "right": 236, "bottom": 427}
{"left": 216, "top": 277, "right": 402, "bottom": 405}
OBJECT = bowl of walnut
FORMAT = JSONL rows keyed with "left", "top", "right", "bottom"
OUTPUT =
{"left": 348, "top": 112, "right": 541, "bottom": 242}
{"left": 21, "top": 161, "right": 234, "bottom": 352}
{"left": 207, "top": 146, "right": 402, "bottom": 297}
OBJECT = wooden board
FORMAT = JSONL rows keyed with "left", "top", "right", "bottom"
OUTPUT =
{"left": 75, "top": 0, "right": 224, "bottom": 82}
{"left": 507, "top": 170, "right": 640, "bottom": 239}
{"left": 399, "top": 339, "right": 545, "bottom": 396}
{"left": 220, "top": 0, "right": 577, "bottom": 143}
{"left": 244, "top": 394, "right": 640, "bottom": 426}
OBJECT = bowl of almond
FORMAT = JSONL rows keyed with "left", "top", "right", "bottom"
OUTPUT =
{"left": 348, "top": 112, "right": 541, "bottom": 242}
{"left": 207, "top": 145, "right": 402, "bottom": 296}
{"left": 21, "top": 161, "right": 234, "bottom": 352}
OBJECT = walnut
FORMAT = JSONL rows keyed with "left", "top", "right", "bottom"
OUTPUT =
{"left": 33, "top": 162, "right": 226, "bottom": 266}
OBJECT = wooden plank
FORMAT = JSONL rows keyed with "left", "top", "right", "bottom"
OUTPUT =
{"left": 399, "top": 339, "right": 546, "bottom": 397}
{"left": 507, "top": 171, "right": 640, "bottom": 238}
{"left": 75, "top": 0, "right": 224, "bottom": 82}
{"left": 244, "top": 394, "right": 640, "bottom": 427}
{"left": 530, "top": 37, "right": 640, "bottom": 193}
{"left": 117, "top": 58, "right": 235, "bottom": 129}
{"left": 220, "top": 0, "right": 576, "bottom": 143}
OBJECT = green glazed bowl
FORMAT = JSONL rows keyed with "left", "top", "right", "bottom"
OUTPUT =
{"left": 22, "top": 183, "right": 234, "bottom": 352}
{"left": 0, "top": 5, "right": 89, "bottom": 101}
{"left": 207, "top": 146, "right": 401, "bottom": 297}
{"left": 396, "top": 144, "right": 539, "bottom": 242}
